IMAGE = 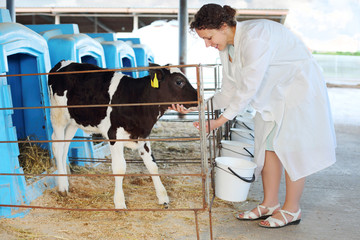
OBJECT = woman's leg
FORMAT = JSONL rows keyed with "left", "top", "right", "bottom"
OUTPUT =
{"left": 261, "top": 151, "right": 283, "bottom": 207}
{"left": 282, "top": 172, "right": 305, "bottom": 212}
{"left": 260, "top": 171, "right": 305, "bottom": 226}
{"left": 237, "top": 150, "right": 282, "bottom": 218}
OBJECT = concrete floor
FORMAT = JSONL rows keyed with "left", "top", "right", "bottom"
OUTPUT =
{"left": 207, "top": 88, "right": 360, "bottom": 240}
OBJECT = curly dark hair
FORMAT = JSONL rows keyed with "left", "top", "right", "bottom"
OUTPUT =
{"left": 190, "top": 4, "right": 237, "bottom": 30}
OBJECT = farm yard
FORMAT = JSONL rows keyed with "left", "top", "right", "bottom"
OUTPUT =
{"left": 1, "top": 1, "right": 360, "bottom": 239}
{"left": 1, "top": 87, "right": 360, "bottom": 240}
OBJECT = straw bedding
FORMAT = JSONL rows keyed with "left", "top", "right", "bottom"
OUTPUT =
{"left": 1, "top": 121, "right": 243, "bottom": 239}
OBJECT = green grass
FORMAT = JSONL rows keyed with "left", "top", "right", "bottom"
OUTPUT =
{"left": 313, "top": 51, "right": 360, "bottom": 56}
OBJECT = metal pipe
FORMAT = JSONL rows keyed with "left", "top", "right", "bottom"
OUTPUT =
{"left": 178, "top": 0, "right": 188, "bottom": 69}
{"left": 0, "top": 137, "right": 200, "bottom": 144}
{"left": 54, "top": 14, "right": 60, "bottom": 24}
{"left": 0, "top": 204, "right": 206, "bottom": 213}
{"left": 133, "top": 13, "right": 139, "bottom": 31}
{"left": 6, "top": 0, "right": 16, "bottom": 22}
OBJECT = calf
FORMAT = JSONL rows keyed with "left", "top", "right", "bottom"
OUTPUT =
{"left": 48, "top": 60, "right": 197, "bottom": 209}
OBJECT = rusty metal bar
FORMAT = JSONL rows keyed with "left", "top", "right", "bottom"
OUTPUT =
{"left": 0, "top": 172, "right": 203, "bottom": 177}
{"left": 0, "top": 101, "right": 198, "bottom": 111}
{"left": 208, "top": 195, "right": 216, "bottom": 240}
{"left": 197, "top": 65, "right": 210, "bottom": 210}
{"left": 208, "top": 210, "right": 214, "bottom": 240}
{"left": 0, "top": 137, "right": 200, "bottom": 144}
{"left": 194, "top": 210, "right": 200, "bottom": 240}
{"left": 0, "top": 204, "right": 206, "bottom": 212}
{"left": 68, "top": 157, "right": 202, "bottom": 164}
{"left": 0, "top": 64, "right": 202, "bottom": 78}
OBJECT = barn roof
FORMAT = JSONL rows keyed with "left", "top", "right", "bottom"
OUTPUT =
{"left": 13, "top": 7, "right": 288, "bottom": 33}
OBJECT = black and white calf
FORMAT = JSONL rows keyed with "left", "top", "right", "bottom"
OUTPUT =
{"left": 48, "top": 61, "right": 197, "bottom": 209}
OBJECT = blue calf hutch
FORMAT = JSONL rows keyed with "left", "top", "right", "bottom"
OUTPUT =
{"left": 118, "top": 38, "right": 155, "bottom": 77}
{"left": 26, "top": 23, "right": 109, "bottom": 166}
{"left": 86, "top": 33, "right": 138, "bottom": 78}
{"left": 0, "top": 10, "right": 157, "bottom": 218}
{"left": 0, "top": 9, "right": 55, "bottom": 218}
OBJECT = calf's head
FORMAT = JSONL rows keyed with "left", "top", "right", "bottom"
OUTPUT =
{"left": 148, "top": 63, "right": 198, "bottom": 108}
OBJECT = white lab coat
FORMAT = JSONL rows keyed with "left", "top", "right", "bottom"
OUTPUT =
{"left": 212, "top": 19, "right": 336, "bottom": 181}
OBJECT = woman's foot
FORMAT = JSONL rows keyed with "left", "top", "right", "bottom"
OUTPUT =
{"left": 236, "top": 203, "right": 280, "bottom": 220}
{"left": 259, "top": 209, "right": 301, "bottom": 228}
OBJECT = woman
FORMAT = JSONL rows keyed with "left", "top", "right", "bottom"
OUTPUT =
{"left": 170, "top": 4, "right": 336, "bottom": 228}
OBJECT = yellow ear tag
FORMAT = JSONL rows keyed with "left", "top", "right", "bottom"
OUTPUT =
{"left": 151, "top": 73, "right": 159, "bottom": 88}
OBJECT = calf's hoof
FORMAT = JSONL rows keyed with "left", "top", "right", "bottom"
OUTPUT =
{"left": 158, "top": 194, "right": 169, "bottom": 206}
{"left": 114, "top": 203, "right": 127, "bottom": 210}
{"left": 58, "top": 190, "right": 68, "bottom": 197}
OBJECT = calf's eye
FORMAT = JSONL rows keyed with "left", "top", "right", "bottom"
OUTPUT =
{"left": 175, "top": 80, "right": 185, "bottom": 87}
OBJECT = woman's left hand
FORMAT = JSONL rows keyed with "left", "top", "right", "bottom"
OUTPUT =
{"left": 193, "top": 118, "right": 228, "bottom": 133}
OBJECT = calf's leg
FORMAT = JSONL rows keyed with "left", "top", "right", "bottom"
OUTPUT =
{"left": 109, "top": 142, "right": 127, "bottom": 209}
{"left": 61, "top": 125, "right": 78, "bottom": 186}
{"left": 51, "top": 124, "right": 68, "bottom": 195}
{"left": 139, "top": 142, "right": 169, "bottom": 206}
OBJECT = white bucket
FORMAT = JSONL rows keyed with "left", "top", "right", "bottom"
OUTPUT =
{"left": 230, "top": 128, "right": 254, "bottom": 144}
{"left": 220, "top": 140, "right": 254, "bottom": 160}
{"left": 235, "top": 115, "right": 255, "bottom": 130}
{"left": 215, "top": 157, "right": 257, "bottom": 202}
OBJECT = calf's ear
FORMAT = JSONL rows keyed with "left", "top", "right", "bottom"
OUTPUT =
{"left": 149, "top": 63, "right": 165, "bottom": 81}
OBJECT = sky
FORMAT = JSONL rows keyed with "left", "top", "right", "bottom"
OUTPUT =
{"left": 2, "top": 0, "right": 360, "bottom": 52}
{"left": 191, "top": 0, "right": 360, "bottom": 52}
{"left": 275, "top": 0, "right": 360, "bottom": 52}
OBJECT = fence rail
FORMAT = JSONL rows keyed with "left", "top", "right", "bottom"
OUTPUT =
{"left": 0, "top": 64, "right": 223, "bottom": 240}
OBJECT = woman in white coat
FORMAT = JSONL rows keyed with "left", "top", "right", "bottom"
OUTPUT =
{"left": 171, "top": 4, "right": 336, "bottom": 228}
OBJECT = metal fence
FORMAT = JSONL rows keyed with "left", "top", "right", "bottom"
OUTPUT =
{"left": 0, "top": 64, "right": 224, "bottom": 239}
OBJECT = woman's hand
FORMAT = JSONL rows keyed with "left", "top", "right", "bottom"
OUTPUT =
{"left": 193, "top": 120, "right": 212, "bottom": 133}
{"left": 193, "top": 115, "right": 229, "bottom": 133}
{"left": 168, "top": 104, "right": 198, "bottom": 114}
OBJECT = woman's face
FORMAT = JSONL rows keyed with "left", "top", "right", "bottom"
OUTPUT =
{"left": 195, "top": 25, "right": 230, "bottom": 51}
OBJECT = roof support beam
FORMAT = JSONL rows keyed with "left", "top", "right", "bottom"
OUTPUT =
{"left": 179, "top": 0, "right": 188, "bottom": 67}
{"left": 6, "top": 0, "right": 16, "bottom": 22}
{"left": 86, "top": 16, "right": 114, "bottom": 33}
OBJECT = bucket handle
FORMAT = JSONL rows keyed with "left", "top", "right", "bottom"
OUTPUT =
{"left": 221, "top": 146, "right": 254, "bottom": 158}
{"left": 215, "top": 163, "right": 255, "bottom": 183}
{"left": 228, "top": 167, "right": 255, "bottom": 183}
